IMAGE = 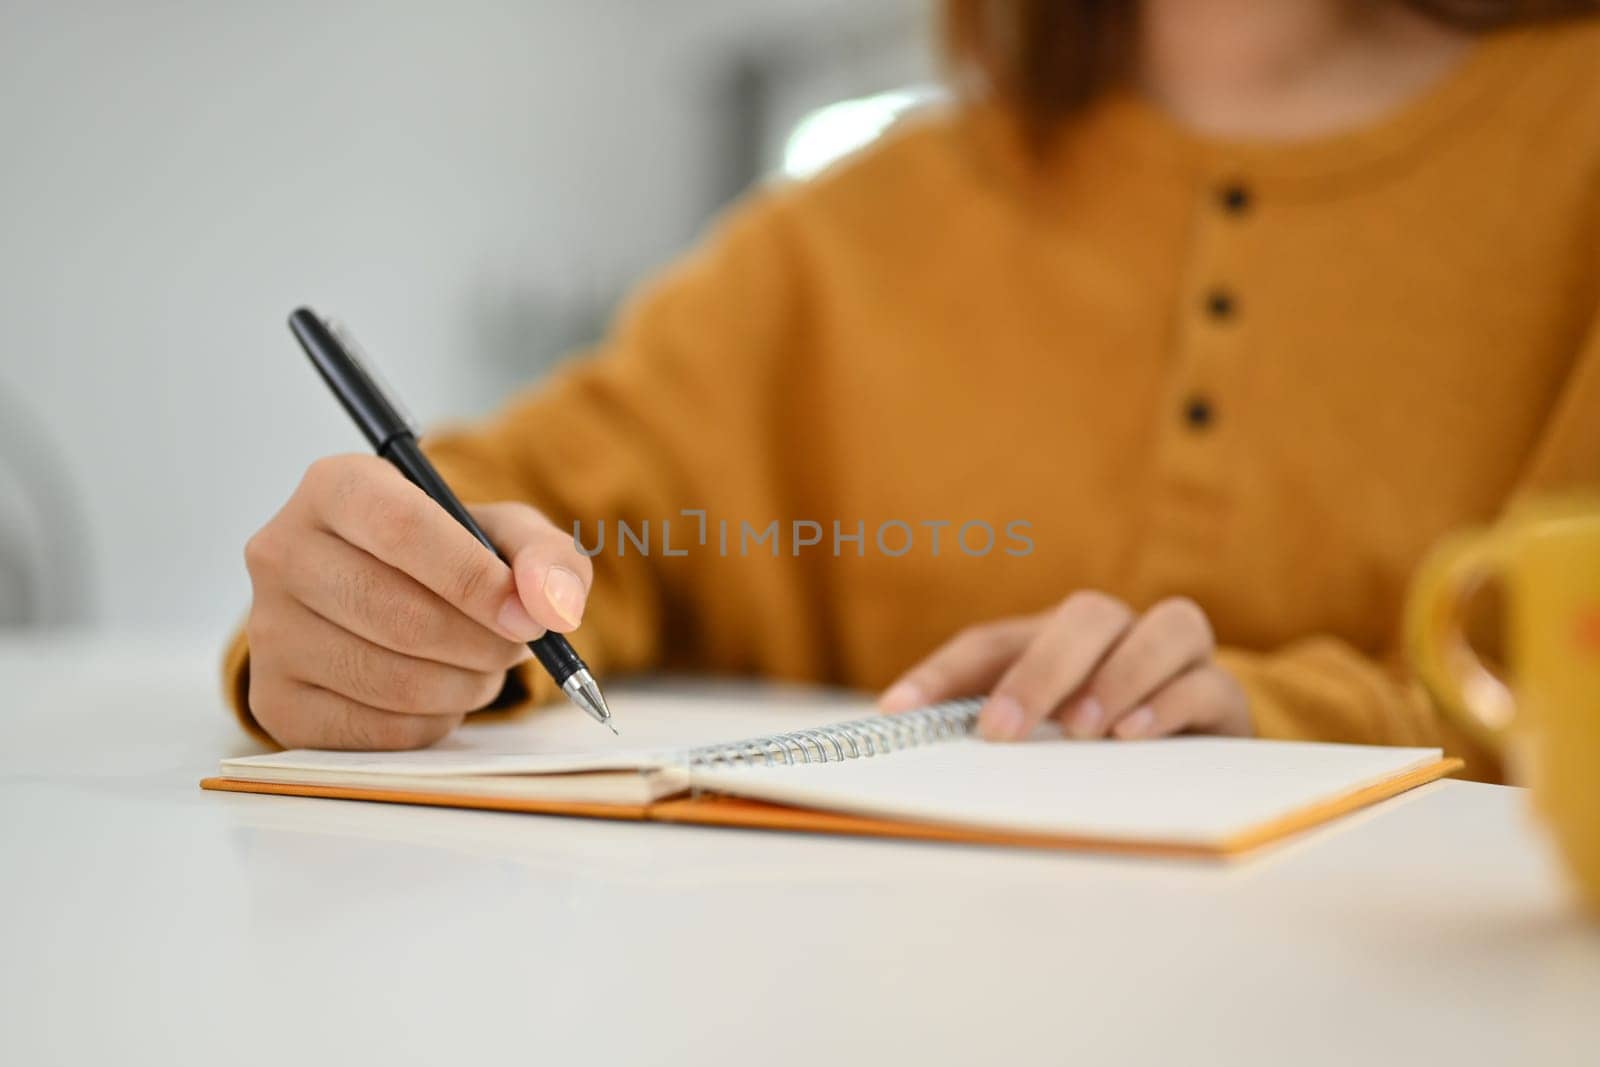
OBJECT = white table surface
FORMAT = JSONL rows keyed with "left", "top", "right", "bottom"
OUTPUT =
{"left": 1, "top": 631, "right": 1596, "bottom": 1067}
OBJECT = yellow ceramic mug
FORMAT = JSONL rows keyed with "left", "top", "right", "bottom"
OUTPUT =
{"left": 1406, "top": 494, "right": 1600, "bottom": 912}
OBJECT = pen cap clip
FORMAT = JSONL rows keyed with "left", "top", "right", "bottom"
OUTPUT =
{"left": 288, "top": 307, "right": 416, "bottom": 450}
{"left": 326, "top": 319, "right": 419, "bottom": 438}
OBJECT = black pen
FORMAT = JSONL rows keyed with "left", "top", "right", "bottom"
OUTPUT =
{"left": 287, "top": 307, "right": 615, "bottom": 734}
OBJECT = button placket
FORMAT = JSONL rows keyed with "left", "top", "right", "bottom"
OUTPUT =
{"left": 1130, "top": 167, "right": 1254, "bottom": 600}
{"left": 1182, "top": 175, "right": 1253, "bottom": 441}
{"left": 1171, "top": 175, "right": 1250, "bottom": 448}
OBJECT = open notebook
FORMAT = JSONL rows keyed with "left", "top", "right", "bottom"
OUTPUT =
{"left": 203, "top": 692, "right": 1460, "bottom": 859}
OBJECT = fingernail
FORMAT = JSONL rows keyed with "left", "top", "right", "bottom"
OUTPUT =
{"left": 542, "top": 566, "right": 586, "bottom": 629}
{"left": 878, "top": 681, "right": 924, "bottom": 713}
{"left": 496, "top": 594, "right": 542, "bottom": 641}
{"left": 980, "top": 695, "right": 1025, "bottom": 742}
{"left": 1116, "top": 705, "right": 1156, "bottom": 740}
{"left": 1066, "top": 697, "right": 1104, "bottom": 739}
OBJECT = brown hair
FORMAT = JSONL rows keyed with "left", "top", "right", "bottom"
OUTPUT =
{"left": 942, "top": 0, "right": 1600, "bottom": 147}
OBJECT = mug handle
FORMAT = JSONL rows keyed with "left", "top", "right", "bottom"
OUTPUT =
{"left": 1404, "top": 528, "right": 1519, "bottom": 752}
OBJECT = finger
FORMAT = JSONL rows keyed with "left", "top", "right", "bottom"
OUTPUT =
{"left": 985, "top": 592, "right": 1134, "bottom": 741}
{"left": 1064, "top": 596, "right": 1214, "bottom": 739}
{"left": 302, "top": 455, "right": 536, "bottom": 641}
{"left": 279, "top": 529, "right": 530, "bottom": 673}
{"left": 249, "top": 673, "right": 463, "bottom": 750}
{"left": 1110, "top": 664, "right": 1249, "bottom": 740}
{"left": 265, "top": 597, "right": 507, "bottom": 715}
{"left": 472, "top": 502, "right": 595, "bottom": 634}
{"left": 877, "top": 617, "right": 1039, "bottom": 712}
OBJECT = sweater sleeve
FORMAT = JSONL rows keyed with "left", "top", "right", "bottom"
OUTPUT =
{"left": 221, "top": 189, "right": 815, "bottom": 738}
{"left": 1220, "top": 303, "right": 1600, "bottom": 783}
{"left": 1216, "top": 639, "right": 1500, "bottom": 780}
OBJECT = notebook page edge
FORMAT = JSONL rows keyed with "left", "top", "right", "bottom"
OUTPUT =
{"left": 216, "top": 690, "right": 917, "bottom": 778}
{"left": 219, "top": 747, "right": 680, "bottom": 777}
{"left": 214, "top": 763, "right": 689, "bottom": 805}
{"left": 687, "top": 739, "right": 1446, "bottom": 847}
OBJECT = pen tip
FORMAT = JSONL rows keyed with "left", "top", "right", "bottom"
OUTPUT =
{"left": 562, "top": 669, "right": 615, "bottom": 734}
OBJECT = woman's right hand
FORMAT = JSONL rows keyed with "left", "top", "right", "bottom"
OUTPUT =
{"left": 242, "top": 454, "right": 593, "bottom": 750}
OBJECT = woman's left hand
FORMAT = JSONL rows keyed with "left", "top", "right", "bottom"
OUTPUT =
{"left": 878, "top": 592, "right": 1252, "bottom": 742}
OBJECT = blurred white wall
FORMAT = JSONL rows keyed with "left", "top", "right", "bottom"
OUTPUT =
{"left": 0, "top": 0, "right": 924, "bottom": 633}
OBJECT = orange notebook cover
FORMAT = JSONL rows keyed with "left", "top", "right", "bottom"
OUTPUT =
{"left": 200, "top": 696, "right": 1460, "bottom": 860}
{"left": 202, "top": 756, "right": 1458, "bottom": 860}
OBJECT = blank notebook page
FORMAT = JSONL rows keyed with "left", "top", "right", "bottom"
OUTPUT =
{"left": 689, "top": 736, "right": 1442, "bottom": 846}
{"left": 221, "top": 690, "right": 865, "bottom": 777}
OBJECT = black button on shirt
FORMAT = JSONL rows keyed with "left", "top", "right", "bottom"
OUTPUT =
{"left": 1205, "top": 289, "right": 1236, "bottom": 319}
{"left": 1184, "top": 395, "right": 1215, "bottom": 430}
{"left": 1218, "top": 183, "right": 1251, "bottom": 215}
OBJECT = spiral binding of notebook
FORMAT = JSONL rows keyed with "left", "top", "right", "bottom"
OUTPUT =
{"left": 684, "top": 697, "right": 983, "bottom": 769}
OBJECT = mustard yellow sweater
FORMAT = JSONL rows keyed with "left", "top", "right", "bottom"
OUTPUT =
{"left": 227, "top": 20, "right": 1600, "bottom": 781}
